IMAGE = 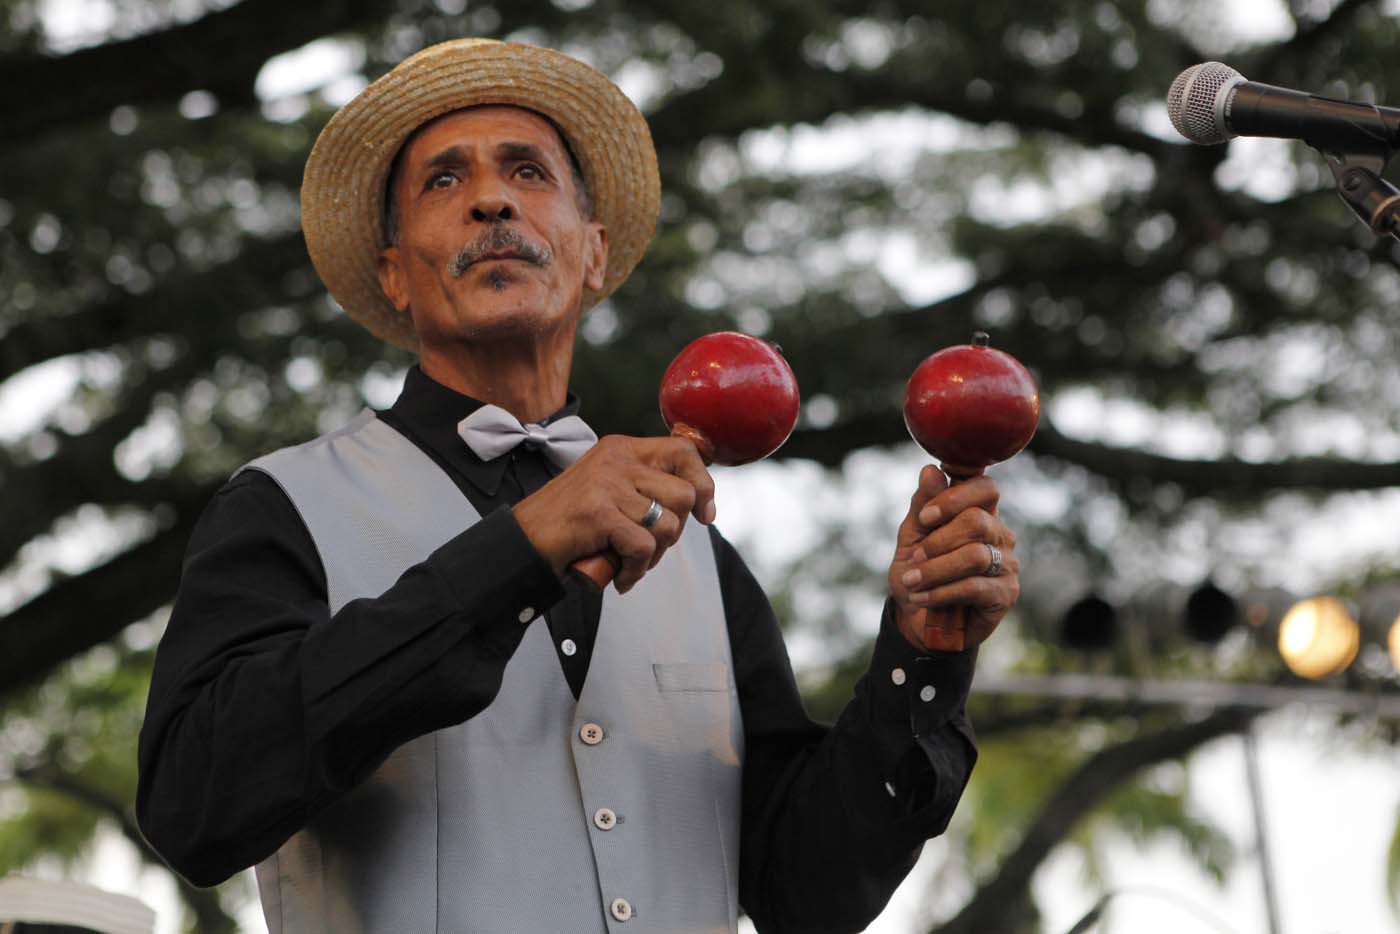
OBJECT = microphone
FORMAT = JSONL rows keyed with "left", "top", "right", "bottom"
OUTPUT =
{"left": 1167, "top": 62, "right": 1400, "bottom": 153}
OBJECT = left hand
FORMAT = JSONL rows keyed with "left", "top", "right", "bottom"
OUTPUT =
{"left": 886, "top": 465, "right": 1020, "bottom": 651}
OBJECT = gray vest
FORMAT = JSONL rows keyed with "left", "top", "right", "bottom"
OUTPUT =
{"left": 243, "top": 412, "right": 744, "bottom": 933}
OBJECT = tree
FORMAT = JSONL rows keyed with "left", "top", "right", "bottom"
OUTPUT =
{"left": 3, "top": 0, "right": 1399, "bottom": 930}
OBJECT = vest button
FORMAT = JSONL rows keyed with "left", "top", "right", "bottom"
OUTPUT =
{"left": 517, "top": 606, "right": 535, "bottom": 623}
{"left": 579, "top": 722, "right": 604, "bottom": 745}
{"left": 561, "top": 638, "right": 578, "bottom": 657}
{"left": 593, "top": 807, "right": 617, "bottom": 830}
{"left": 610, "top": 897, "right": 633, "bottom": 922}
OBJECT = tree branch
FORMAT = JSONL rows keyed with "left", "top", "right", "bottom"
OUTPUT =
{"left": 0, "top": 492, "right": 211, "bottom": 698}
{"left": 1, "top": 231, "right": 312, "bottom": 383}
{"left": 972, "top": 699, "right": 1165, "bottom": 740}
{"left": 1031, "top": 418, "right": 1400, "bottom": 494}
{"left": 0, "top": 355, "right": 208, "bottom": 571}
{"left": 0, "top": 0, "right": 391, "bottom": 143}
{"left": 778, "top": 413, "right": 1400, "bottom": 496}
{"left": 932, "top": 707, "right": 1259, "bottom": 934}
{"left": 646, "top": 39, "right": 1168, "bottom": 159}
{"left": 1256, "top": 0, "right": 1380, "bottom": 77}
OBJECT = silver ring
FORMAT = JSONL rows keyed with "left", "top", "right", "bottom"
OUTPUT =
{"left": 985, "top": 543, "right": 1003, "bottom": 577}
{"left": 639, "top": 499, "right": 664, "bottom": 529}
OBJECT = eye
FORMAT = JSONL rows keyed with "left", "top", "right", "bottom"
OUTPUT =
{"left": 426, "top": 171, "right": 456, "bottom": 190}
{"left": 515, "top": 163, "right": 546, "bottom": 181}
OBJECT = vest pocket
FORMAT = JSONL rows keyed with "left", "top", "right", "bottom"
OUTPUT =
{"left": 652, "top": 662, "right": 731, "bottom": 693}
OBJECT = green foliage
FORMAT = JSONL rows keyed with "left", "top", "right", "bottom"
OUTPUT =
{"left": 0, "top": 786, "right": 100, "bottom": 875}
{"left": 1086, "top": 769, "right": 1234, "bottom": 885}
{"left": 961, "top": 729, "right": 1087, "bottom": 876}
{"left": 0, "top": 636, "right": 153, "bottom": 860}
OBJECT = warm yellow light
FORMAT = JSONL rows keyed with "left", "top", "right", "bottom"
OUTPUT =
{"left": 1389, "top": 616, "right": 1400, "bottom": 674}
{"left": 1278, "top": 597, "right": 1358, "bottom": 680}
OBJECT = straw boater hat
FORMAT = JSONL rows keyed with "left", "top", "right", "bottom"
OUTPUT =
{"left": 300, "top": 38, "right": 662, "bottom": 351}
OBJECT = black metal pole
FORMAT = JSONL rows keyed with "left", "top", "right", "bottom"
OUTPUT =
{"left": 1242, "top": 727, "right": 1283, "bottom": 934}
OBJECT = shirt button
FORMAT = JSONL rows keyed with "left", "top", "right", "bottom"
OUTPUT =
{"left": 518, "top": 607, "right": 535, "bottom": 623}
{"left": 885, "top": 781, "right": 897, "bottom": 798}
{"left": 561, "top": 638, "right": 577, "bottom": 657}
{"left": 920, "top": 685, "right": 937, "bottom": 702}
{"left": 593, "top": 807, "right": 617, "bottom": 830}
{"left": 610, "top": 897, "right": 633, "bottom": 922}
{"left": 579, "top": 722, "right": 604, "bottom": 745}
{"left": 891, "top": 667, "right": 906, "bottom": 686}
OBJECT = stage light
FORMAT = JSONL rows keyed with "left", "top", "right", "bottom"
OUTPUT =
{"left": 1389, "top": 617, "right": 1400, "bottom": 674}
{"left": 1278, "top": 596, "right": 1359, "bottom": 680}
{"left": 1357, "top": 583, "right": 1400, "bottom": 676}
{"left": 1061, "top": 593, "right": 1117, "bottom": 651}
{"left": 1183, "top": 580, "right": 1239, "bottom": 643}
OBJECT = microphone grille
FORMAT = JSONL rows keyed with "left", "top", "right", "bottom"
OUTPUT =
{"left": 1167, "top": 62, "right": 1246, "bottom": 144}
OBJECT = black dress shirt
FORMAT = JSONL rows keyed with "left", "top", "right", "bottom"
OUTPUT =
{"left": 137, "top": 366, "right": 979, "bottom": 933}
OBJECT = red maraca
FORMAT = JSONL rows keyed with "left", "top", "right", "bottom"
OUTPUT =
{"left": 574, "top": 331, "right": 800, "bottom": 588}
{"left": 902, "top": 331, "right": 1039, "bottom": 650}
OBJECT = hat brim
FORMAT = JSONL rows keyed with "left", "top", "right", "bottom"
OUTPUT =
{"left": 300, "top": 39, "right": 661, "bottom": 351}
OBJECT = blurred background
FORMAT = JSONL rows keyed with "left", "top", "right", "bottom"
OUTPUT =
{"left": 3, "top": 0, "right": 1400, "bottom": 931}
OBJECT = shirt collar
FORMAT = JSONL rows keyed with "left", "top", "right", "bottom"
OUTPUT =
{"left": 385, "top": 365, "right": 582, "bottom": 497}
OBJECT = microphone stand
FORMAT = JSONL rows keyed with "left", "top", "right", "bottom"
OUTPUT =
{"left": 1323, "top": 149, "right": 1400, "bottom": 240}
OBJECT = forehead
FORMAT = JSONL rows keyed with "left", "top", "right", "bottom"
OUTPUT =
{"left": 399, "top": 105, "right": 572, "bottom": 168}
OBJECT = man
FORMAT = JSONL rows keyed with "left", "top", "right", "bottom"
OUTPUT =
{"left": 137, "top": 39, "right": 1021, "bottom": 934}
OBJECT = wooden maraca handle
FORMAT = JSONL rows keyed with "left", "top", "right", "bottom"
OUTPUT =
{"left": 571, "top": 552, "right": 622, "bottom": 591}
{"left": 570, "top": 424, "right": 716, "bottom": 591}
{"left": 911, "top": 463, "right": 985, "bottom": 652}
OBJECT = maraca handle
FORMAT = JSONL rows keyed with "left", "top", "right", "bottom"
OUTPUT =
{"left": 911, "top": 463, "right": 986, "bottom": 652}
{"left": 912, "top": 605, "right": 969, "bottom": 652}
{"left": 568, "top": 424, "right": 713, "bottom": 592}
{"left": 572, "top": 552, "right": 620, "bottom": 590}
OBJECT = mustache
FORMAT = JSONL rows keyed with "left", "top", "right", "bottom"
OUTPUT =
{"left": 449, "top": 227, "right": 553, "bottom": 278}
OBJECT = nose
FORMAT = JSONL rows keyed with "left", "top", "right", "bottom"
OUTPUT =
{"left": 468, "top": 179, "right": 516, "bottom": 223}
{"left": 471, "top": 200, "right": 513, "bottom": 222}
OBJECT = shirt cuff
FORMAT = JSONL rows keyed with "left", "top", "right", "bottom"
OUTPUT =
{"left": 844, "top": 601, "right": 978, "bottom": 839}
{"left": 867, "top": 599, "right": 977, "bottom": 738}
{"left": 426, "top": 505, "right": 567, "bottom": 638}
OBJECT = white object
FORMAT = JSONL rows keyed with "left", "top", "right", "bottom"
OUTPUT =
{"left": 0, "top": 877, "right": 156, "bottom": 934}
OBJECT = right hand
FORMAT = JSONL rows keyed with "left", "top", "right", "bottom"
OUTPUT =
{"left": 886, "top": 465, "right": 1019, "bottom": 651}
{"left": 512, "top": 435, "right": 717, "bottom": 593}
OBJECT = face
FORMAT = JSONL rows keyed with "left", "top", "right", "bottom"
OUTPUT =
{"left": 376, "top": 106, "right": 608, "bottom": 348}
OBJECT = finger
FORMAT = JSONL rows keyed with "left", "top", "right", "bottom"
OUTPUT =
{"left": 897, "top": 465, "right": 951, "bottom": 547}
{"left": 919, "top": 474, "right": 1000, "bottom": 528}
{"left": 906, "top": 569, "right": 1019, "bottom": 615}
{"left": 908, "top": 508, "right": 1010, "bottom": 568}
{"left": 622, "top": 488, "right": 686, "bottom": 577}
{"left": 902, "top": 541, "right": 1014, "bottom": 593}
{"left": 609, "top": 513, "right": 658, "bottom": 593}
{"left": 624, "top": 486, "right": 683, "bottom": 567}
{"left": 633, "top": 471, "right": 699, "bottom": 529}
{"left": 636, "top": 436, "right": 717, "bottom": 524}
{"left": 901, "top": 540, "right": 1013, "bottom": 590}
{"left": 645, "top": 508, "right": 683, "bottom": 570}
{"left": 908, "top": 464, "right": 950, "bottom": 524}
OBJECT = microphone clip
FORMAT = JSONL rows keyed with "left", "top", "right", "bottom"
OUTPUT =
{"left": 1323, "top": 149, "right": 1400, "bottom": 240}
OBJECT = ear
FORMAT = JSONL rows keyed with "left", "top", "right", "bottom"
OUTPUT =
{"left": 377, "top": 246, "right": 411, "bottom": 313}
{"left": 582, "top": 221, "right": 608, "bottom": 294}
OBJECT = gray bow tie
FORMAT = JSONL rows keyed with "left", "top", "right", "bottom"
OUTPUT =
{"left": 457, "top": 403, "right": 597, "bottom": 469}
